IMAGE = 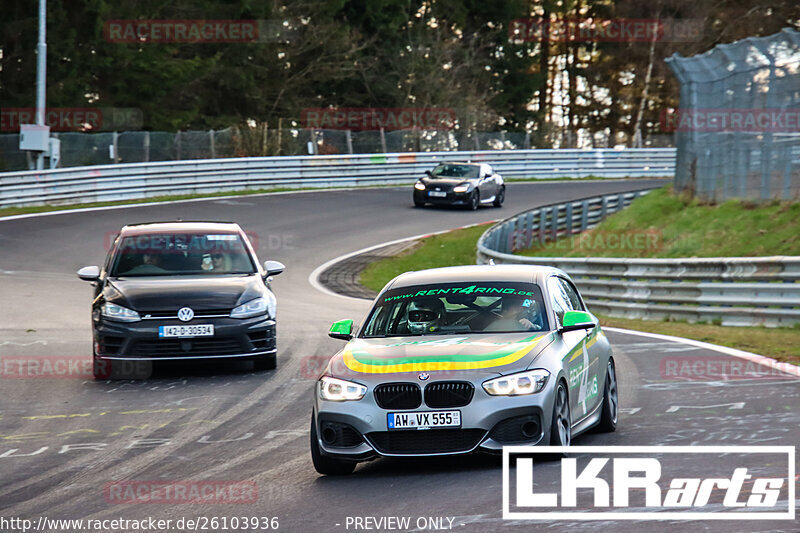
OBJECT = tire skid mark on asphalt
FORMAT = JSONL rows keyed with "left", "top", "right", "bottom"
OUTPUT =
{"left": 0, "top": 336, "right": 317, "bottom": 516}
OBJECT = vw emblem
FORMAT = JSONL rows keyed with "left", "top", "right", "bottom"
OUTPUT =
{"left": 418, "top": 372, "right": 430, "bottom": 381}
{"left": 177, "top": 307, "right": 194, "bottom": 322}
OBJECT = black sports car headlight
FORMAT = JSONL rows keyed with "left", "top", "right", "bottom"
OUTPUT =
{"left": 414, "top": 181, "right": 426, "bottom": 190}
{"left": 101, "top": 302, "right": 141, "bottom": 322}
{"left": 483, "top": 369, "right": 549, "bottom": 396}
{"left": 452, "top": 183, "right": 470, "bottom": 193}
{"left": 230, "top": 293, "right": 276, "bottom": 319}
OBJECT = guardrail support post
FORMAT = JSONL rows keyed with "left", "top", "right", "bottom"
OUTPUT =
{"left": 580, "top": 200, "right": 589, "bottom": 231}
{"left": 565, "top": 202, "right": 573, "bottom": 235}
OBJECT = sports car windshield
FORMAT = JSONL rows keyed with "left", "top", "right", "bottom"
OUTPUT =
{"left": 109, "top": 233, "right": 256, "bottom": 277}
{"left": 431, "top": 164, "right": 479, "bottom": 179}
{"left": 362, "top": 282, "right": 549, "bottom": 337}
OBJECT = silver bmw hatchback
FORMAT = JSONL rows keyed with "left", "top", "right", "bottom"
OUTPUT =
{"left": 311, "top": 265, "right": 618, "bottom": 475}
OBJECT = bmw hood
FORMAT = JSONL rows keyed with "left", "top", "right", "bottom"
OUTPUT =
{"left": 328, "top": 332, "right": 555, "bottom": 382}
{"left": 105, "top": 274, "right": 264, "bottom": 312}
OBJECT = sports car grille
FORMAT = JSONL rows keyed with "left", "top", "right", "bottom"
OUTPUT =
{"left": 374, "top": 383, "right": 422, "bottom": 410}
{"left": 424, "top": 381, "right": 474, "bottom": 408}
{"left": 366, "top": 429, "right": 486, "bottom": 455}
{"left": 130, "top": 337, "right": 243, "bottom": 357}
{"left": 139, "top": 308, "right": 232, "bottom": 319}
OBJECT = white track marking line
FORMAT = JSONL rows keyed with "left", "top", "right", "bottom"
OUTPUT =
{"left": 307, "top": 220, "right": 499, "bottom": 301}
{"left": 0, "top": 186, "right": 405, "bottom": 222}
{"left": 605, "top": 326, "right": 800, "bottom": 378}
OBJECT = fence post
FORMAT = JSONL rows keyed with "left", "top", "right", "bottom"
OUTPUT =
{"left": 112, "top": 132, "right": 120, "bottom": 164}
{"left": 144, "top": 131, "right": 150, "bottom": 162}
{"left": 379, "top": 128, "right": 387, "bottom": 153}
{"left": 550, "top": 206, "right": 558, "bottom": 241}
{"left": 346, "top": 129, "right": 354, "bottom": 154}
{"left": 209, "top": 129, "right": 216, "bottom": 159}
{"left": 176, "top": 130, "right": 182, "bottom": 160}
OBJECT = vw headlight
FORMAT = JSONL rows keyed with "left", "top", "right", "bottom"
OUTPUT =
{"left": 101, "top": 302, "right": 141, "bottom": 322}
{"left": 230, "top": 295, "right": 275, "bottom": 319}
{"left": 414, "top": 181, "right": 426, "bottom": 190}
{"left": 483, "top": 369, "right": 549, "bottom": 396}
{"left": 453, "top": 184, "right": 470, "bottom": 193}
{"left": 318, "top": 376, "right": 367, "bottom": 401}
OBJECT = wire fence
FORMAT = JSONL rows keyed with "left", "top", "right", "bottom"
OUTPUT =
{"left": 0, "top": 126, "right": 675, "bottom": 173}
{"left": 666, "top": 28, "right": 800, "bottom": 203}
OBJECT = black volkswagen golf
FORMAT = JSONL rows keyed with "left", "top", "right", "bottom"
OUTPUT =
{"left": 77, "top": 222, "right": 285, "bottom": 379}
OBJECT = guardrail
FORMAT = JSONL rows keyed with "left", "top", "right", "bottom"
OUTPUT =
{"left": 0, "top": 148, "right": 675, "bottom": 208}
{"left": 477, "top": 191, "right": 800, "bottom": 327}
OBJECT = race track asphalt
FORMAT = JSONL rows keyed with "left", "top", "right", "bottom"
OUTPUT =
{"left": 0, "top": 179, "right": 797, "bottom": 533}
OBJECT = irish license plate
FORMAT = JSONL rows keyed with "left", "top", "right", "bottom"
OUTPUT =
{"left": 387, "top": 410, "right": 461, "bottom": 430}
{"left": 428, "top": 191, "right": 447, "bottom": 197}
{"left": 158, "top": 325, "right": 214, "bottom": 338}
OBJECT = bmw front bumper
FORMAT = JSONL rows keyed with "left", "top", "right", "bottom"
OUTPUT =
{"left": 313, "top": 377, "right": 558, "bottom": 461}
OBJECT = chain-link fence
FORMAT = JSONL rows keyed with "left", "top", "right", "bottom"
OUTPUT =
{"left": 2, "top": 125, "right": 651, "bottom": 172}
{"left": 667, "top": 28, "right": 800, "bottom": 203}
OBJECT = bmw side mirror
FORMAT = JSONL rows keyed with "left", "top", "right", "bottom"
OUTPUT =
{"left": 559, "top": 310, "right": 596, "bottom": 334}
{"left": 77, "top": 265, "right": 100, "bottom": 282}
{"left": 329, "top": 319, "right": 354, "bottom": 341}
{"left": 263, "top": 260, "right": 285, "bottom": 277}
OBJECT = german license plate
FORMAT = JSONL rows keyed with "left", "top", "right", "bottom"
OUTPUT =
{"left": 387, "top": 410, "right": 461, "bottom": 430}
{"left": 428, "top": 191, "right": 447, "bottom": 197}
{"left": 158, "top": 325, "right": 214, "bottom": 338}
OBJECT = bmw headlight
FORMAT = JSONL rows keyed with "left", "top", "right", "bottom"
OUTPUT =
{"left": 453, "top": 183, "right": 470, "bottom": 193}
{"left": 483, "top": 369, "right": 549, "bottom": 396}
{"left": 414, "top": 181, "right": 426, "bottom": 190}
{"left": 230, "top": 295, "right": 275, "bottom": 319}
{"left": 318, "top": 376, "right": 367, "bottom": 401}
{"left": 101, "top": 302, "right": 141, "bottom": 322}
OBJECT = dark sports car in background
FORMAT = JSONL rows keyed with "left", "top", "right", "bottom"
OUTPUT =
{"left": 77, "top": 222, "right": 285, "bottom": 378}
{"left": 310, "top": 264, "right": 618, "bottom": 475}
{"left": 413, "top": 162, "right": 505, "bottom": 209}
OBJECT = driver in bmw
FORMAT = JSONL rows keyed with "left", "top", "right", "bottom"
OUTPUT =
{"left": 406, "top": 299, "right": 445, "bottom": 334}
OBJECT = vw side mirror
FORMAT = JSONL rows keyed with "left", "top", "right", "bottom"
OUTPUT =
{"left": 77, "top": 265, "right": 100, "bottom": 282}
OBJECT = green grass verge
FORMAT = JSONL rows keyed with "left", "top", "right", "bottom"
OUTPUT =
{"left": 597, "top": 315, "right": 800, "bottom": 365}
{"left": 521, "top": 185, "right": 800, "bottom": 258}
{"left": 359, "top": 224, "right": 489, "bottom": 293}
{"left": 357, "top": 188, "right": 800, "bottom": 365}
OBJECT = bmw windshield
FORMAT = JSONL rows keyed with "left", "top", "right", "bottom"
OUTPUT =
{"left": 109, "top": 233, "right": 256, "bottom": 277}
{"left": 361, "top": 282, "right": 549, "bottom": 337}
